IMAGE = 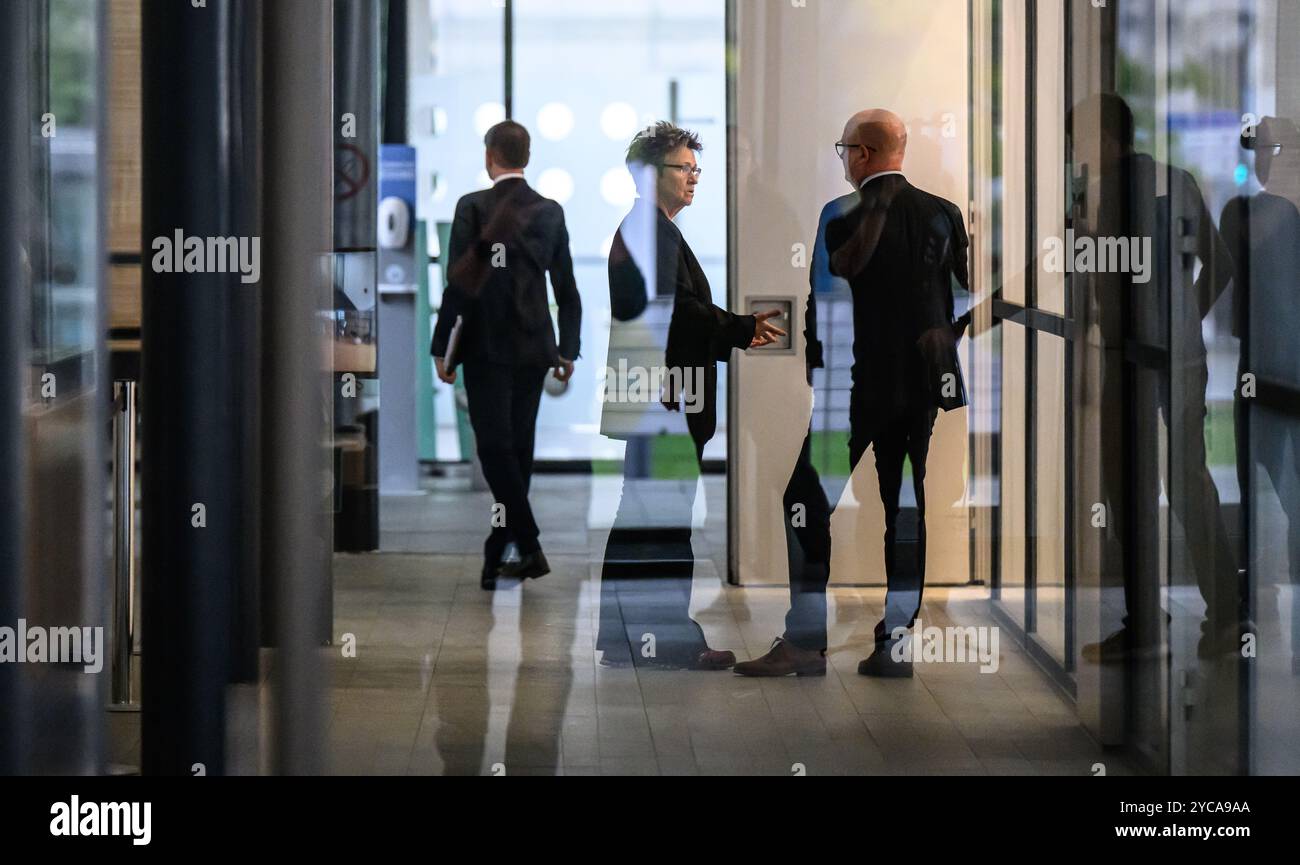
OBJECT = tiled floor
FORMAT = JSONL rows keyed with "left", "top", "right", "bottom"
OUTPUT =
{"left": 324, "top": 551, "right": 1127, "bottom": 775}
{"left": 316, "top": 474, "right": 1130, "bottom": 776}
{"left": 108, "top": 474, "right": 1135, "bottom": 775}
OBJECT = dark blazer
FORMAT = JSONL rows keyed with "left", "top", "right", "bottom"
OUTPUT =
{"left": 604, "top": 206, "right": 756, "bottom": 446}
{"left": 431, "top": 177, "right": 581, "bottom": 367}
{"left": 804, "top": 191, "right": 860, "bottom": 376}
{"left": 825, "top": 173, "right": 968, "bottom": 420}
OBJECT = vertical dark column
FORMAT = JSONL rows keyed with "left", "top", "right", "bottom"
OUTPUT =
{"left": 229, "top": 2, "right": 265, "bottom": 687}
{"left": 331, "top": 0, "right": 380, "bottom": 554}
{"left": 383, "top": 0, "right": 408, "bottom": 145}
{"left": 1063, "top": 0, "right": 1076, "bottom": 670}
{"left": 724, "top": 0, "right": 738, "bottom": 585}
{"left": 1023, "top": 0, "right": 1038, "bottom": 634}
{"left": 990, "top": 0, "right": 1003, "bottom": 602}
{"left": 0, "top": 0, "right": 34, "bottom": 777}
{"left": 264, "top": 0, "right": 332, "bottom": 775}
{"left": 140, "top": 0, "right": 261, "bottom": 775}
{"left": 504, "top": 0, "right": 514, "bottom": 118}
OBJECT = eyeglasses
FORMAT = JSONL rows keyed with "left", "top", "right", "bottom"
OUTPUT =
{"left": 835, "top": 142, "right": 876, "bottom": 159}
{"left": 662, "top": 163, "right": 703, "bottom": 178}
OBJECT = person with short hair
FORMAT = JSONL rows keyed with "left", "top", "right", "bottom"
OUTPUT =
{"left": 596, "top": 121, "right": 785, "bottom": 671}
{"left": 432, "top": 120, "right": 582, "bottom": 591}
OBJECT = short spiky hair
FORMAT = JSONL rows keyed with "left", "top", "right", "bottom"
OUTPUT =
{"left": 625, "top": 121, "right": 702, "bottom": 170}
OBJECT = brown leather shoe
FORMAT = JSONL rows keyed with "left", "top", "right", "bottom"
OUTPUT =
{"left": 692, "top": 648, "right": 736, "bottom": 670}
{"left": 734, "top": 637, "right": 827, "bottom": 677}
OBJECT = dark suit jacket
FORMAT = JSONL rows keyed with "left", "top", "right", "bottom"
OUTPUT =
{"left": 804, "top": 191, "right": 861, "bottom": 376}
{"left": 826, "top": 174, "right": 968, "bottom": 421}
{"left": 431, "top": 178, "right": 581, "bottom": 367}
{"left": 604, "top": 206, "right": 756, "bottom": 447}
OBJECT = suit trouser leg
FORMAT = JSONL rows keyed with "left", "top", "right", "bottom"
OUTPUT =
{"left": 596, "top": 446, "right": 641, "bottom": 664}
{"left": 863, "top": 409, "right": 936, "bottom": 647}
{"left": 1287, "top": 429, "right": 1300, "bottom": 661}
{"left": 596, "top": 438, "right": 707, "bottom": 666}
{"left": 1164, "top": 393, "right": 1240, "bottom": 637}
{"left": 782, "top": 428, "right": 832, "bottom": 652}
{"left": 665, "top": 447, "right": 708, "bottom": 663}
{"left": 512, "top": 366, "right": 545, "bottom": 500}
{"left": 903, "top": 410, "right": 937, "bottom": 629}
{"left": 464, "top": 361, "right": 545, "bottom": 558}
{"left": 1251, "top": 415, "right": 1300, "bottom": 657}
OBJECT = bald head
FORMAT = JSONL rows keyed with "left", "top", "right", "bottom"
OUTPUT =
{"left": 840, "top": 109, "right": 907, "bottom": 185}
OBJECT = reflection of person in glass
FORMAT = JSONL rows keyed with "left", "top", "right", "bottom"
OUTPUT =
{"left": 596, "top": 122, "right": 784, "bottom": 671}
{"left": 1075, "top": 94, "right": 1243, "bottom": 664}
{"left": 1220, "top": 116, "right": 1300, "bottom": 675}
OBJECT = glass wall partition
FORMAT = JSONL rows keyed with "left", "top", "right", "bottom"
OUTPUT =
{"left": 974, "top": 0, "right": 1300, "bottom": 775}
{"left": 729, "top": 0, "right": 972, "bottom": 591}
{"left": 972, "top": 0, "right": 1075, "bottom": 689}
{"left": 1, "top": 0, "right": 107, "bottom": 775}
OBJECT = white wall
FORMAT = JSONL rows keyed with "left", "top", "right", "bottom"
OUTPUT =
{"left": 732, "top": 0, "right": 971, "bottom": 586}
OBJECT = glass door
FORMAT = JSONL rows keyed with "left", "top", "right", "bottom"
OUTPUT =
{"left": 0, "top": 0, "right": 107, "bottom": 775}
{"left": 972, "top": 0, "right": 1076, "bottom": 692}
{"left": 1124, "top": 0, "right": 1300, "bottom": 777}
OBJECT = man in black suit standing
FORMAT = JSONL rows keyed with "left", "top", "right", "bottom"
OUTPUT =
{"left": 432, "top": 120, "right": 582, "bottom": 591}
{"left": 733, "top": 191, "right": 856, "bottom": 678}
{"left": 826, "top": 109, "right": 969, "bottom": 677}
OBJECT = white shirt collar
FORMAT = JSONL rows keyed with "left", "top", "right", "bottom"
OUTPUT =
{"left": 493, "top": 172, "right": 526, "bottom": 185}
{"left": 859, "top": 170, "right": 904, "bottom": 189}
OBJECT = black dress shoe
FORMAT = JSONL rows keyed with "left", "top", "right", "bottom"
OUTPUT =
{"left": 857, "top": 646, "right": 913, "bottom": 678}
{"left": 480, "top": 567, "right": 497, "bottom": 591}
{"left": 498, "top": 550, "right": 550, "bottom": 580}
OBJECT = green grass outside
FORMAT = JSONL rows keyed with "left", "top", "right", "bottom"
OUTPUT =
{"left": 592, "top": 402, "right": 1235, "bottom": 481}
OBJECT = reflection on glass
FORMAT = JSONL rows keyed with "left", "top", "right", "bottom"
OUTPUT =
{"left": 37, "top": 0, "right": 100, "bottom": 367}
{"left": 1035, "top": 330, "right": 1066, "bottom": 663}
{"left": 999, "top": 320, "right": 1027, "bottom": 627}
{"left": 513, "top": 0, "right": 728, "bottom": 462}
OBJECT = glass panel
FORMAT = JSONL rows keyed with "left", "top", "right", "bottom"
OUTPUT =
{"left": 1117, "top": 0, "right": 1252, "bottom": 775}
{"left": 409, "top": 0, "right": 505, "bottom": 461}
{"left": 999, "top": 320, "right": 1027, "bottom": 626}
{"left": 1000, "top": 4, "right": 1027, "bottom": 305}
{"left": 1107, "top": 0, "right": 1248, "bottom": 775}
{"left": 970, "top": 0, "right": 1002, "bottom": 591}
{"left": 1248, "top": 408, "right": 1300, "bottom": 774}
{"left": 1034, "top": 0, "right": 1066, "bottom": 315}
{"left": 1035, "top": 330, "right": 1067, "bottom": 663}
{"left": 1230, "top": 0, "right": 1300, "bottom": 776}
{"left": 43, "top": 0, "right": 100, "bottom": 365}
{"left": 513, "top": 0, "right": 728, "bottom": 463}
{"left": 18, "top": 0, "right": 106, "bottom": 774}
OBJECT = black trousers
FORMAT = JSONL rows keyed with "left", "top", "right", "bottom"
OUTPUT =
{"left": 781, "top": 406, "right": 938, "bottom": 652}
{"left": 596, "top": 426, "right": 711, "bottom": 669}
{"left": 781, "top": 429, "right": 833, "bottom": 652}
{"left": 462, "top": 361, "right": 548, "bottom": 563}
{"left": 851, "top": 406, "right": 938, "bottom": 648}
{"left": 1236, "top": 394, "right": 1299, "bottom": 650}
{"left": 1121, "top": 366, "right": 1242, "bottom": 638}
